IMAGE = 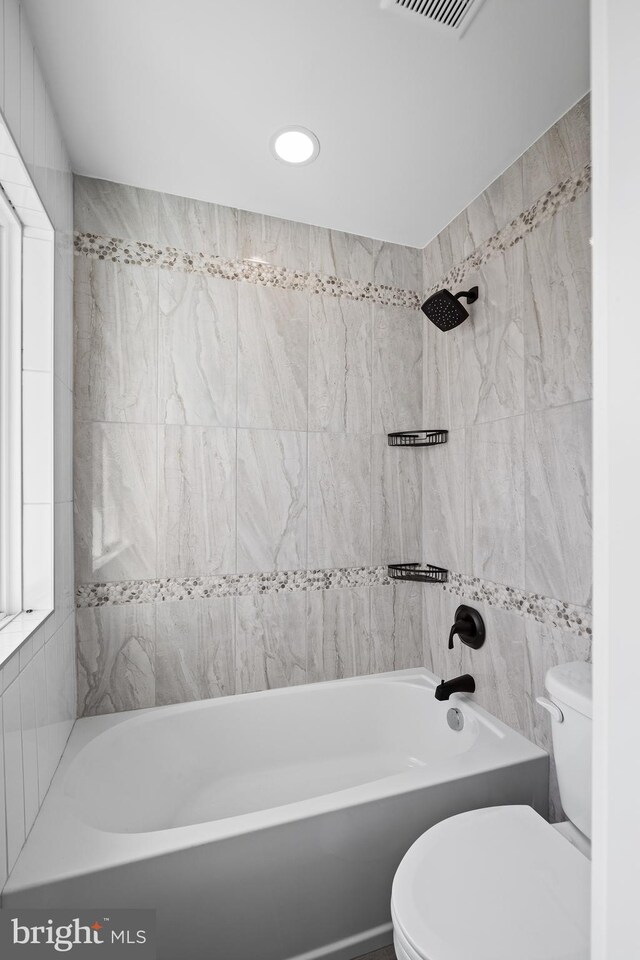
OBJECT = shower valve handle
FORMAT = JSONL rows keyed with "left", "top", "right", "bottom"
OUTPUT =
{"left": 448, "top": 605, "right": 486, "bottom": 650}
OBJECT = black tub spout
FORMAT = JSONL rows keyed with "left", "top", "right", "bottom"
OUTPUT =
{"left": 435, "top": 674, "right": 476, "bottom": 701}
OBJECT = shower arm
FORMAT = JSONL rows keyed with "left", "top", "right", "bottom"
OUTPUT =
{"left": 454, "top": 286, "right": 479, "bottom": 305}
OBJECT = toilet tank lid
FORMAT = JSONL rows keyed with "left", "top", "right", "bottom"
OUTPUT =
{"left": 546, "top": 661, "right": 592, "bottom": 718}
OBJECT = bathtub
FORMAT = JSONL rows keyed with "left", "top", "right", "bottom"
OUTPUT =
{"left": 4, "top": 668, "right": 548, "bottom": 960}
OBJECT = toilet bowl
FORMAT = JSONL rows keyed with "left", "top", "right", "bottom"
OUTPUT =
{"left": 391, "top": 661, "right": 592, "bottom": 960}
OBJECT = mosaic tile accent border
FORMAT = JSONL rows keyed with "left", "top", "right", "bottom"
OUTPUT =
{"left": 75, "top": 161, "right": 590, "bottom": 312}
{"left": 73, "top": 233, "right": 423, "bottom": 309}
{"left": 441, "top": 572, "right": 592, "bottom": 639}
{"left": 76, "top": 566, "right": 592, "bottom": 639}
{"left": 75, "top": 566, "right": 392, "bottom": 607}
{"left": 425, "top": 161, "right": 591, "bottom": 297}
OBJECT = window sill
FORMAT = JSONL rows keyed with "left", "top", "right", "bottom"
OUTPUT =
{"left": 0, "top": 609, "right": 54, "bottom": 673}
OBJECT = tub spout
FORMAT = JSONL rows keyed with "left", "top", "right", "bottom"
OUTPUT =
{"left": 435, "top": 674, "right": 475, "bottom": 701}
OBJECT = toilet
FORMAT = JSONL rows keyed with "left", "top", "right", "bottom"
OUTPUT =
{"left": 391, "top": 661, "right": 592, "bottom": 960}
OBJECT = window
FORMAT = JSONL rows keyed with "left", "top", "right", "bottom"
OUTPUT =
{"left": 0, "top": 185, "right": 22, "bottom": 627}
{"left": 0, "top": 112, "right": 55, "bottom": 662}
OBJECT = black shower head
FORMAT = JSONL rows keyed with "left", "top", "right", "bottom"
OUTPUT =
{"left": 421, "top": 286, "right": 479, "bottom": 332}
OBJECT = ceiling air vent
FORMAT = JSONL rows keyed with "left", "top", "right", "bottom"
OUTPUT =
{"left": 381, "top": 0, "right": 487, "bottom": 37}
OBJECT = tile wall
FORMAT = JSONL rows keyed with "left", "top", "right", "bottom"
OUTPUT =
{"left": 0, "top": 0, "right": 76, "bottom": 892}
{"left": 73, "top": 177, "right": 426, "bottom": 715}
{"left": 72, "top": 94, "right": 592, "bottom": 822}
{"left": 421, "top": 95, "right": 592, "bottom": 819}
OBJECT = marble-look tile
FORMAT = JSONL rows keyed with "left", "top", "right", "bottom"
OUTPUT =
{"left": 76, "top": 604, "right": 156, "bottom": 716}
{"left": 370, "top": 583, "right": 423, "bottom": 673}
{"left": 448, "top": 246, "right": 524, "bottom": 428}
{"left": 524, "top": 191, "right": 591, "bottom": 411}
{"left": 237, "top": 284, "right": 308, "bottom": 431}
{"left": 309, "top": 226, "right": 374, "bottom": 283}
{"left": 238, "top": 209, "right": 309, "bottom": 272}
{"left": 522, "top": 94, "right": 590, "bottom": 209}
{"left": 373, "top": 242, "right": 422, "bottom": 292}
{"left": 236, "top": 592, "right": 307, "bottom": 694}
{"left": 308, "top": 432, "right": 371, "bottom": 569}
{"left": 457, "top": 603, "right": 527, "bottom": 736}
{"left": 422, "top": 428, "right": 465, "bottom": 572}
{"left": 74, "top": 258, "right": 159, "bottom": 423}
{"left": 424, "top": 589, "right": 526, "bottom": 734}
{"left": 158, "top": 192, "right": 238, "bottom": 259}
{"left": 158, "top": 271, "right": 237, "bottom": 427}
{"left": 237, "top": 429, "right": 307, "bottom": 573}
{"left": 422, "top": 585, "right": 455, "bottom": 679}
{"left": 74, "top": 422, "right": 157, "bottom": 582}
{"left": 422, "top": 228, "right": 455, "bottom": 290}
{"left": 158, "top": 426, "right": 236, "bottom": 578}
{"left": 307, "top": 587, "right": 371, "bottom": 681}
{"left": 372, "top": 305, "right": 423, "bottom": 434}
{"left": 422, "top": 318, "right": 450, "bottom": 427}
{"left": 74, "top": 175, "right": 159, "bottom": 243}
{"left": 448, "top": 158, "right": 524, "bottom": 266}
{"left": 482, "top": 156, "right": 526, "bottom": 235}
{"left": 465, "top": 416, "right": 525, "bottom": 587}
{"left": 155, "top": 598, "right": 235, "bottom": 705}
{"left": 308, "top": 296, "right": 372, "bottom": 434}
{"left": 371, "top": 436, "right": 421, "bottom": 565}
{"left": 525, "top": 401, "right": 592, "bottom": 607}
{"left": 524, "top": 618, "right": 591, "bottom": 821}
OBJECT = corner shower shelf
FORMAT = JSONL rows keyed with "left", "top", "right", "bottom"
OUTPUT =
{"left": 388, "top": 562, "right": 449, "bottom": 584}
{"left": 387, "top": 430, "right": 448, "bottom": 448}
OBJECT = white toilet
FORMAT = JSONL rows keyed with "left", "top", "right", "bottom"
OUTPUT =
{"left": 391, "top": 660, "right": 592, "bottom": 960}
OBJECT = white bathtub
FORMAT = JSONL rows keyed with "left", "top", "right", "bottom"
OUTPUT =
{"left": 4, "top": 668, "right": 548, "bottom": 960}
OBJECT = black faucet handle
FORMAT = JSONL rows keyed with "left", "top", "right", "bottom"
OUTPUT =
{"left": 448, "top": 605, "right": 486, "bottom": 650}
{"left": 448, "top": 621, "right": 463, "bottom": 649}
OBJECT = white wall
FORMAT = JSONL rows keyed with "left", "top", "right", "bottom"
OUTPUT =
{"left": 591, "top": 1, "right": 640, "bottom": 956}
{"left": 0, "top": 0, "right": 75, "bottom": 893}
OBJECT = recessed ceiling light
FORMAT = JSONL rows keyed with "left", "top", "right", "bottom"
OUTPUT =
{"left": 270, "top": 127, "right": 320, "bottom": 166}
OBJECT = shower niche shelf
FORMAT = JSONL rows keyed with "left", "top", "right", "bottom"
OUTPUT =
{"left": 388, "top": 562, "right": 448, "bottom": 584}
{"left": 387, "top": 430, "right": 448, "bottom": 448}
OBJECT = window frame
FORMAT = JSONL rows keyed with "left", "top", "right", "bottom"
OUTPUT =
{"left": 0, "top": 184, "right": 23, "bottom": 627}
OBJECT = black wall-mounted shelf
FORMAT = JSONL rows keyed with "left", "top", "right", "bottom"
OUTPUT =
{"left": 387, "top": 430, "right": 448, "bottom": 448}
{"left": 388, "top": 562, "right": 449, "bottom": 584}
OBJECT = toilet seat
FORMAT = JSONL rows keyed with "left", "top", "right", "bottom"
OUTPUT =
{"left": 391, "top": 805, "right": 590, "bottom": 960}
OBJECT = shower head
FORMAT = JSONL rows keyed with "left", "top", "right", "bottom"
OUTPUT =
{"left": 421, "top": 286, "right": 479, "bottom": 332}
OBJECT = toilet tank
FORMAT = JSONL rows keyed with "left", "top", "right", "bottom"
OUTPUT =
{"left": 545, "top": 661, "right": 592, "bottom": 838}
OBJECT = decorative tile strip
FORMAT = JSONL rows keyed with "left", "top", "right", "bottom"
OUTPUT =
{"left": 75, "top": 566, "right": 392, "bottom": 607}
{"left": 440, "top": 572, "right": 592, "bottom": 640}
{"left": 73, "top": 232, "right": 423, "bottom": 310}
{"left": 76, "top": 565, "right": 592, "bottom": 638}
{"left": 425, "top": 161, "right": 592, "bottom": 297}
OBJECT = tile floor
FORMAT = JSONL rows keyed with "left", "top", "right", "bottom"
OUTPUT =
{"left": 356, "top": 946, "right": 397, "bottom": 960}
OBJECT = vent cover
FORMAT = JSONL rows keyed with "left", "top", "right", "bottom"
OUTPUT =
{"left": 382, "top": 0, "right": 487, "bottom": 36}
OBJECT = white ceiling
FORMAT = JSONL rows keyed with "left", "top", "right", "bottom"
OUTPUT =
{"left": 22, "top": 0, "right": 589, "bottom": 247}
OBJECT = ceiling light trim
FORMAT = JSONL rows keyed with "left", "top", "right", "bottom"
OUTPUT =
{"left": 270, "top": 126, "right": 320, "bottom": 166}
